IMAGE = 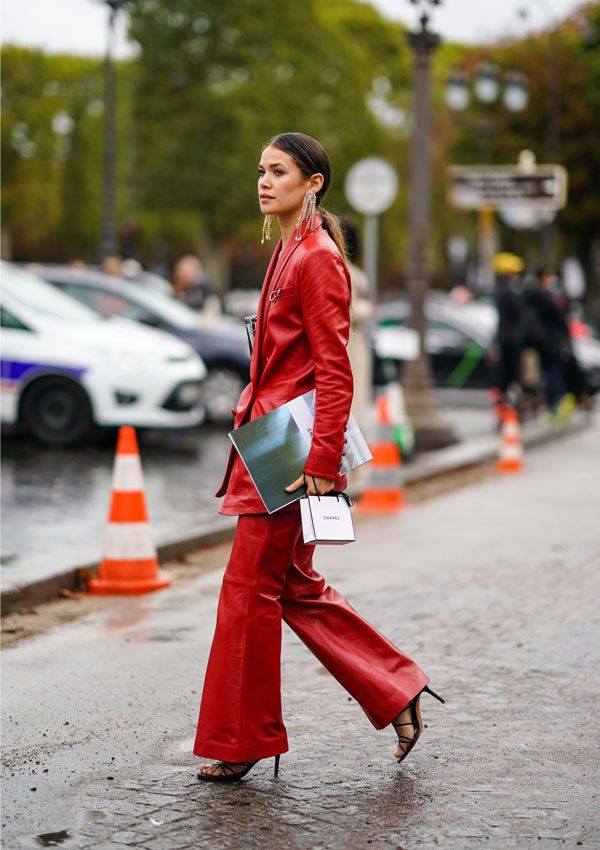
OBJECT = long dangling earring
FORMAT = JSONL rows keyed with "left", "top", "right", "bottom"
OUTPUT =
{"left": 295, "top": 190, "right": 317, "bottom": 241}
{"left": 261, "top": 214, "right": 273, "bottom": 244}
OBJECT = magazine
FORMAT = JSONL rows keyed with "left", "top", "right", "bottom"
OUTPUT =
{"left": 228, "top": 389, "right": 372, "bottom": 514}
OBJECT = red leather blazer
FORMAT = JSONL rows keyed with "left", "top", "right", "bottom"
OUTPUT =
{"left": 217, "top": 214, "right": 354, "bottom": 515}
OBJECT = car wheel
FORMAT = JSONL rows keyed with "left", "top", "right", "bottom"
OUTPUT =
{"left": 21, "top": 378, "right": 93, "bottom": 446}
{"left": 203, "top": 366, "right": 246, "bottom": 423}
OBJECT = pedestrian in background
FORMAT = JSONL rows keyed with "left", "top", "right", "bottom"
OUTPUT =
{"left": 172, "top": 254, "right": 215, "bottom": 312}
{"left": 343, "top": 220, "right": 373, "bottom": 440}
{"left": 522, "top": 267, "right": 569, "bottom": 412}
{"left": 194, "top": 132, "right": 443, "bottom": 783}
{"left": 491, "top": 252, "right": 524, "bottom": 407}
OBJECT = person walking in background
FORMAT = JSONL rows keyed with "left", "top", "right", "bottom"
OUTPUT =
{"left": 343, "top": 221, "right": 373, "bottom": 441}
{"left": 102, "top": 255, "right": 123, "bottom": 277}
{"left": 491, "top": 252, "right": 524, "bottom": 408}
{"left": 172, "top": 254, "right": 215, "bottom": 312}
{"left": 194, "top": 132, "right": 443, "bottom": 783}
{"left": 522, "top": 267, "right": 569, "bottom": 413}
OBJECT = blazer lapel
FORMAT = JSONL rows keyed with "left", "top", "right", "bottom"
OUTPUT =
{"left": 250, "top": 240, "right": 282, "bottom": 385}
{"left": 250, "top": 213, "right": 324, "bottom": 385}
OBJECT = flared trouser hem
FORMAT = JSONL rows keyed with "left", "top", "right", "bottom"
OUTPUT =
{"left": 194, "top": 737, "right": 289, "bottom": 763}
{"left": 193, "top": 511, "right": 428, "bottom": 762}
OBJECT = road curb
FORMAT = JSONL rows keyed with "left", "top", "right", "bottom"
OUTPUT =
{"left": 1, "top": 414, "right": 589, "bottom": 616}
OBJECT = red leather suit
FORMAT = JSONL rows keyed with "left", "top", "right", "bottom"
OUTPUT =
{"left": 194, "top": 217, "right": 428, "bottom": 763}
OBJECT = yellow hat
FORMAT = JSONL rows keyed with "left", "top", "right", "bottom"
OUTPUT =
{"left": 492, "top": 252, "right": 524, "bottom": 274}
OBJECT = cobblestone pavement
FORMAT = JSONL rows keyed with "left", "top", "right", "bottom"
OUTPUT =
{"left": 2, "top": 416, "right": 600, "bottom": 850}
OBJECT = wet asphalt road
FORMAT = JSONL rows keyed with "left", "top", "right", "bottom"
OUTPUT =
{"left": 1, "top": 413, "right": 599, "bottom": 849}
{"left": 1, "top": 394, "right": 493, "bottom": 590}
{"left": 1, "top": 426, "right": 231, "bottom": 589}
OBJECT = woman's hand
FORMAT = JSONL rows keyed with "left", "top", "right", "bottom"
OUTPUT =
{"left": 285, "top": 474, "right": 334, "bottom": 496}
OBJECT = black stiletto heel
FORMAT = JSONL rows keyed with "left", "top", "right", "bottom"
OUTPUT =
{"left": 392, "top": 684, "right": 445, "bottom": 764}
{"left": 423, "top": 684, "right": 445, "bottom": 704}
{"left": 197, "top": 755, "right": 282, "bottom": 783}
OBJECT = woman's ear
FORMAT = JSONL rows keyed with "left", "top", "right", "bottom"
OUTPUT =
{"left": 310, "top": 172, "right": 325, "bottom": 194}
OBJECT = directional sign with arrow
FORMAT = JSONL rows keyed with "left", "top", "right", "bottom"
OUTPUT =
{"left": 449, "top": 164, "right": 568, "bottom": 210}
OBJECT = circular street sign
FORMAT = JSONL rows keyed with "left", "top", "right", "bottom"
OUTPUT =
{"left": 345, "top": 157, "right": 398, "bottom": 216}
{"left": 498, "top": 204, "right": 556, "bottom": 231}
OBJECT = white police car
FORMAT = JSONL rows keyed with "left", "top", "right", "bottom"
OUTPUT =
{"left": 1, "top": 263, "right": 207, "bottom": 445}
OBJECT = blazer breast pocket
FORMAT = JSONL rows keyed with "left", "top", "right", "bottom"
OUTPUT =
{"left": 268, "top": 286, "right": 297, "bottom": 304}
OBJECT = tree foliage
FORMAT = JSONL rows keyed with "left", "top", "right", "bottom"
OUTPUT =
{"left": 1, "top": 1, "right": 598, "bottom": 297}
{"left": 1, "top": 47, "right": 107, "bottom": 259}
{"left": 127, "top": 0, "right": 409, "bottom": 249}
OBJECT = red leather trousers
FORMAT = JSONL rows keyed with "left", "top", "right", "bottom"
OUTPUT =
{"left": 193, "top": 510, "right": 428, "bottom": 763}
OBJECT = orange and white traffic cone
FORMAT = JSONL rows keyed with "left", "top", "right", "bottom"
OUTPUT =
{"left": 88, "top": 426, "right": 172, "bottom": 595}
{"left": 357, "top": 393, "right": 407, "bottom": 513}
{"left": 495, "top": 406, "right": 524, "bottom": 474}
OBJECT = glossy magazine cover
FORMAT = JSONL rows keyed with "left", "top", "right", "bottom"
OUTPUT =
{"left": 229, "top": 389, "right": 372, "bottom": 513}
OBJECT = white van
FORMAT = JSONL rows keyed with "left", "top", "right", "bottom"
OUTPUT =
{"left": 1, "top": 264, "right": 206, "bottom": 445}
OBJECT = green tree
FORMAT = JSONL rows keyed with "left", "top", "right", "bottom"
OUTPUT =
{"left": 127, "top": 0, "right": 410, "bottom": 285}
{"left": 1, "top": 46, "right": 136, "bottom": 262}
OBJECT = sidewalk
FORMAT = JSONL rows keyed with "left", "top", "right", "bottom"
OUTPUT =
{"left": 2, "top": 414, "right": 599, "bottom": 849}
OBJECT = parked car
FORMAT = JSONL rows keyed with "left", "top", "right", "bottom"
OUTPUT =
{"left": 376, "top": 293, "right": 600, "bottom": 394}
{"left": 375, "top": 295, "right": 497, "bottom": 388}
{"left": 38, "top": 265, "right": 251, "bottom": 422}
{"left": 1, "top": 264, "right": 206, "bottom": 446}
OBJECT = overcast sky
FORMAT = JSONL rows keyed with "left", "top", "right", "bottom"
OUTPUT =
{"left": 0, "top": 0, "right": 587, "bottom": 58}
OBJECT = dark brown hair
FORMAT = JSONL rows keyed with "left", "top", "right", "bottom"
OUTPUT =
{"left": 264, "top": 132, "right": 347, "bottom": 262}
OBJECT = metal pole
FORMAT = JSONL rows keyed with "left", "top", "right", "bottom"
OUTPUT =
{"left": 540, "top": 25, "right": 561, "bottom": 264}
{"left": 364, "top": 214, "right": 379, "bottom": 300}
{"left": 519, "top": 0, "right": 561, "bottom": 264}
{"left": 100, "top": 5, "right": 118, "bottom": 261}
{"left": 402, "top": 12, "right": 458, "bottom": 450}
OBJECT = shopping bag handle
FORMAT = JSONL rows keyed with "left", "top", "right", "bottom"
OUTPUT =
{"left": 302, "top": 474, "right": 353, "bottom": 507}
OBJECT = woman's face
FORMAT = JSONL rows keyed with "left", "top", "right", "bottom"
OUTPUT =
{"left": 258, "top": 145, "right": 323, "bottom": 217}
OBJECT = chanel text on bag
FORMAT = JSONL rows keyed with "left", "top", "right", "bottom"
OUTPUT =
{"left": 300, "top": 492, "right": 355, "bottom": 545}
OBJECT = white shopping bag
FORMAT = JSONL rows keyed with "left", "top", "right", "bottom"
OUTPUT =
{"left": 300, "top": 493, "right": 355, "bottom": 545}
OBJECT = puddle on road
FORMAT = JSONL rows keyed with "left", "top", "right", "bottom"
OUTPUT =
{"left": 28, "top": 810, "right": 107, "bottom": 848}
{"left": 34, "top": 829, "right": 71, "bottom": 847}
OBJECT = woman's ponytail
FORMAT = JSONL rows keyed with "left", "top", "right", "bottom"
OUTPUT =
{"left": 320, "top": 208, "right": 348, "bottom": 264}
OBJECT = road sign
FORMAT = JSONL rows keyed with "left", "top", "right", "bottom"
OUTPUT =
{"left": 449, "top": 164, "right": 567, "bottom": 210}
{"left": 345, "top": 157, "right": 398, "bottom": 216}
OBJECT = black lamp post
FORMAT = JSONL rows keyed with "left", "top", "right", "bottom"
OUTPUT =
{"left": 444, "top": 64, "right": 528, "bottom": 291}
{"left": 517, "top": 1, "right": 562, "bottom": 264}
{"left": 402, "top": 0, "right": 458, "bottom": 451}
{"left": 98, "top": 0, "right": 131, "bottom": 262}
{"left": 445, "top": 63, "right": 528, "bottom": 162}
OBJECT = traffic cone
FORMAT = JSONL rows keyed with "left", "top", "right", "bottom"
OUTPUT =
{"left": 357, "top": 393, "right": 407, "bottom": 513}
{"left": 88, "top": 426, "right": 172, "bottom": 595}
{"left": 495, "top": 407, "right": 524, "bottom": 474}
{"left": 386, "top": 382, "right": 415, "bottom": 459}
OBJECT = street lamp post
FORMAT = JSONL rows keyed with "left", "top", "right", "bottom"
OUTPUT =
{"left": 402, "top": 0, "right": 458, "bottom": 450}
{"left": 517, "top": 1, "right": 562, "bottom": 263}
{"left": 445, "top": 64, "right": 528, "bottom": 291}
{"left": 99, "top": 0, "right": 130, "bottom": 262}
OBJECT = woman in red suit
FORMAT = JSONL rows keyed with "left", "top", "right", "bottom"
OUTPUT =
{"left": 195, "top": 132, "right": 443, "bottom": 782}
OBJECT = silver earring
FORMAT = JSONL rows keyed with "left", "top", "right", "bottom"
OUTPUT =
{"left": 295, "top": 191, "right": 317, "bottom": 241}
{"left": 261, "top": 214, "right": 273, "bottom": 244}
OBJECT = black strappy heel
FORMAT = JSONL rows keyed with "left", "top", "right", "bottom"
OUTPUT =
{"left": 197, "top": 754, "right": 281, "bottom": 782}
{"left": 392, "top": 685, "right": 445, "bottom": 765}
